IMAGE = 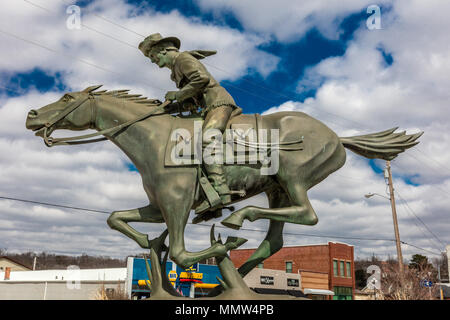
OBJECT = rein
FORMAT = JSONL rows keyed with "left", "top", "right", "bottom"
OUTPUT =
{"left": 42, "top": 95, "right": 170, "bottom": 147}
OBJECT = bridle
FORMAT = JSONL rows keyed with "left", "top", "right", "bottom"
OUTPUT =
{"left": 39, "top": 92, "right": 170, "bottom": 147}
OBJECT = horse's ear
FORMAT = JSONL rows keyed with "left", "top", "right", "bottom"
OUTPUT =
{"left": 82, "top": 85, "right": 103, "bottom": 93}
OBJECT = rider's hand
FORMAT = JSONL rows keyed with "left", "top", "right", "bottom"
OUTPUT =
{"left": 165, "top": 91, "right": 178, "bottom": 101}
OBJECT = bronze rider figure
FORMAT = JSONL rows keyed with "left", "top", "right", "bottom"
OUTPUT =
{"left": 139, "top": 33, "right": 237, "bottom": 214}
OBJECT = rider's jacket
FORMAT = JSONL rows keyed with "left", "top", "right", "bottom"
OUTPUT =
{"left": 170, "top": 52, "right": 236, "bottom": 114}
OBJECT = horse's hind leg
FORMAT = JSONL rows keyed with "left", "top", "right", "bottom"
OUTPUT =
{"left": 222, "top": 182, "right": 317, "bottom": 229}
{"left": 107, "top": 204, "right": 165, "bottom": 249}
{"left": 237, "top": 188, "right": 287, "bottom": 277}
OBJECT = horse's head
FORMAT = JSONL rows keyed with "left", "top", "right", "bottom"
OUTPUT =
{"left": 25, "top": 85, "right": 102, "bottom": 146}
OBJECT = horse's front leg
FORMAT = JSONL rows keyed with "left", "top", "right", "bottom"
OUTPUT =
{"left": 158, "top": 190, "right": 247, "bottom": 269}
{"left": 107, "top": 204, "right": 165, "bottom": 249}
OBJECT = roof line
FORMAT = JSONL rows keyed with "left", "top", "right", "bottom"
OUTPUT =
{"left": 0, "top": 256, "right": 32, "bottom": 270}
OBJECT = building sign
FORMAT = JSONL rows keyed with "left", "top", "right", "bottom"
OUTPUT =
{"left": 287, "top": 278, "right": 299, "bottom": 287}
{"left": 260, "top": 276, "right": 274, "bottom": 285}
{"left": 168, "top": 270, "right": 178, "bottom": 282}
{"left": 179, "top": 272, "right": 203, "bottom": 280}
{"left": 185, "top": 264, "right": 199, "bottom": 272}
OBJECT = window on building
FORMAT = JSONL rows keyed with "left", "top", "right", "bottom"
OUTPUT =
{"left": 333, "top": 286, "right": 353, "bottom": 300}
{"left": 257, "top": 262, "right": 264, "bottom": 269}
{"left": 339, "top": 261, "right": 345, "bottom": 277}
{"left": 285, "top": 261, "right": 292, "bottom": 273}
{"left": 333, "top": 260, "right": 338, "bottom": 276}
{"left": 346, "top": 262, "right": 351, "bottom": 278}
{"left": 287, "top": 278, "right": 299, "bottom": 287}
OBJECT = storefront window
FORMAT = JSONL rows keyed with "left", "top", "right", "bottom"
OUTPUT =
{"left": 333, "top": 286, "right": 353, "bottom": 300}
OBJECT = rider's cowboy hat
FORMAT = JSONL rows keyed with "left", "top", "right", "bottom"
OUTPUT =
{"left": 138, "top": 33, "right": 181, "bottom": 56}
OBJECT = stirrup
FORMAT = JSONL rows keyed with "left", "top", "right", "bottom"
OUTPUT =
{"left": 194, "top": 199, "right": 215, "bottom": 215}
{"left": 192, "top": 208, "right": 223, "bottom": 224}
{"left": 194, "top": 195, "right": 229, "bottom": 216}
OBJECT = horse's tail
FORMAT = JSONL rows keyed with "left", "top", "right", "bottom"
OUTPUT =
{"left": 339, "top": 127, "right": 423, "bottom": 161}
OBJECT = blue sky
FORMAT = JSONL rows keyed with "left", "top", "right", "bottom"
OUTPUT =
{"left": 0, "top": 0, "right": 448, "bottom": 262}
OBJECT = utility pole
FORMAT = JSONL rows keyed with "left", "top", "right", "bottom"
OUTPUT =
{"left": 33, "top": 256, "right": 37, "bottom": 271}
{"left": 385, "top": 160, "right": 404, "bottom": 273}
{"left": 438, "top": 265, "right": 444, "bottom": 300}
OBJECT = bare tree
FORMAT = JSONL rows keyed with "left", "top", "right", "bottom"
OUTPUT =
{"left": 381, "top": 263, "right": 438, "bottom": 300}
{"left": 2, "top": 251, "right": 126, "bottom": 270}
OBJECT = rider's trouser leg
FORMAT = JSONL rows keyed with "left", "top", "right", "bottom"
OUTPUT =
{"left": 201, "top": 105, "right": 233, "bottom": 206}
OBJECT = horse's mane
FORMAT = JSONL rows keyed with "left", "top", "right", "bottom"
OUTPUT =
{"left": 91, "top": 88, "right": 161, "bottom": 107}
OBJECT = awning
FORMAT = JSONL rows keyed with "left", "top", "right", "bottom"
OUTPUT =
{"left": 252, "top": 288, "right": 307, "bottom": 298}
{"left": 194, "top": 283, "right": 219, "bottom": 289}
{"left": 303, "top": 288, "right": 334, "bottom": 296}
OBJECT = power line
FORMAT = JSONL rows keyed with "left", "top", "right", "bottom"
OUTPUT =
{"left": 24, "top": 0, "right": 279, "bottom": 106}
{"left": 0, "top": 194, "right": 419, "bottom": 244}
{"left": 407, "top": 148, "right": 450, "bottom": 179}
{"left": 57, "top": 0, "right": 292, "bottom": 107}
{"left": 395, "top": 196, "right": 444, "bottom": 254}
{"left": 396, "top": 197, "right": 444, "bottom": 254}
{"left": 400, "top": 241, "right": 442, "bottom": 257}
{"left": 194, "top": 222, "right": 397, "bottom": 243}
{"left": 414, "top": 147, "right": 450, "bottom": 176}
{"left": 58, "top": 0, "right": 147, "bottom": 38}
{"left": 0, "top": 27, "right": 166, "bottom": 93}
{"left": 395, "top": 191, "right": 446, "bottom": 249}
{"left": 2, "top": 194, "right": 444, "bottom": 257}
{"left": 0, "top": 85, "right": 26, "bottom": 96}
{"left": 0, "top": 196, "right": 109, "bottom": 214}
{"left": 24, "top": 0, "right": 137, "bottom": 49}
{"left": 401, "top": 153, "right": 450, "bottom": 198}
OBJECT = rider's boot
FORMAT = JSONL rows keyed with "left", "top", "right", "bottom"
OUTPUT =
{"left": 195, "top": 163, "right": 231, "bottom": 214}
{"left": 207, "top": 163, "right": 231, "bottom": 205}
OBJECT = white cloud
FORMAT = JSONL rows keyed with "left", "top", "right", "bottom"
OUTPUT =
{"left": 196, "top": 0, "right": 391, "bottom": 42}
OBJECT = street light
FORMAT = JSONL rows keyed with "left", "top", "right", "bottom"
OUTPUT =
{"left": 364, "top": 192, "right": 390, "bottom": 200}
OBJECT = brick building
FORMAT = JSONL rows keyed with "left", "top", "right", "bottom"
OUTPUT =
{"left": 230, "top": 242, "right": 355, "bottom": 300}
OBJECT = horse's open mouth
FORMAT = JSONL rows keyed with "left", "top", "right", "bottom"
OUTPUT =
{"left": 33, "top": 125, "right": 54, "bottom": 138}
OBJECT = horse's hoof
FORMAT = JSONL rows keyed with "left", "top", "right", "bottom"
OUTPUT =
{"left": 137, "top": 234, "right": 150, "bottom": 249}
{"left": 225, "top": 236, "right": 247, "bottom": 250}
{"left": 221, "top": 214, "right": 243, "bottom": 230}
{"left": 146, "top": 230, "right": 169, "bottom": 250}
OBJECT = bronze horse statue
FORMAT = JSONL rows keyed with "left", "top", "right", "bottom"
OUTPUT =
{"left": 25, "top": 85, "right": 422, "bottom": 276}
